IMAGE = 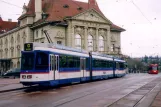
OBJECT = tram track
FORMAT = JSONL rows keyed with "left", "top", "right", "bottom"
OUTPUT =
{"left": 0, "top": 74, "right": 160, "bottom": 107}
{"left": 28, "top": 75, "right": 158, "bottom": 107}
{"left": 0, "top": 75, "right": 131, "bottom": 100}
{"left": 107, "top": 77, "right": 161, "bottom": 107}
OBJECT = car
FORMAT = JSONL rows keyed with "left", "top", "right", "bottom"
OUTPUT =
{"left": 2, "top": 68, "right": 20, "bottom": 78}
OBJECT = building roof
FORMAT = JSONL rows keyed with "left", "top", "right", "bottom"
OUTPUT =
{"left": 18, "top": 0, "right": 125, "bottom": 32}
{"left": 0, "top": 17, "right": 17, "bottom": 34}
{"left": 111, "top": 24, "right": 125, "bottom": 32}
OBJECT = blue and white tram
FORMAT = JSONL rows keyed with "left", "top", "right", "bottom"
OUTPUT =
{"left": 20, "top": 43, "right": 126, "bottom": 86}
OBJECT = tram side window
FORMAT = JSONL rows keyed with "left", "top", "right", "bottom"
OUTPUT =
{"left": 116, "top": 63, "right": 120, "bottom": 69}
{"left": 93, "top": 59, "right": 113, "bottom": 68}
{"left": 59, "top": 55, "right": 80, "bottom": 68}
{"left": 59, "top": 56, "right": 67, "bottom": 68}
{"left": 109, "top": 61, "right": 113, "bottom": 68}
{"left": 119, "top": 63, "right": 125, "bottom": 69}
{"left": 35, "top": 52, "right": 49, "bottom": 70}
{"left": 86, "top": 58, "right": 90, "bottom": 70}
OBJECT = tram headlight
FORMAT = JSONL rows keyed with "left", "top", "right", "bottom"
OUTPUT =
{"left": 22, "top": 75, "right": 26, "bottom": 79}
{"left": 27, "top": 75, "right": 32, "bottom": 79}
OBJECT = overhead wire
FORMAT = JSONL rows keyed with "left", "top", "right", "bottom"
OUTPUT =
{"left": 0, "top": 0, "right": 22, "bottom": 8}
{"left": 130, "top": 0, "right": 152, "bottom": 24}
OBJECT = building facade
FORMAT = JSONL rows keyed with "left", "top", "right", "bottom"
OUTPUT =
{"left": 0, "top": 0, "right": 125, "bottom": 72}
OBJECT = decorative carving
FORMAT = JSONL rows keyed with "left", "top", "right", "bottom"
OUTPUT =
{"left": 22, "top": 3, "right": 28, "bottom": 14}
{"left": 75, "top": 26, "right": 84, "bottom": 35}
{"left": 55, "top": 31, "right": 64, "bottom": 39}
{"left": 88, "top": 28, "right": 96, "bottom": 36}
{"left": 5, "top": 48, "right": 8, "bottom": 51}
{"left": 111, "top": 35, "right": 116, "bottom": 42}
{"left": 17, "top": 45, "right": 21, "bottom": 49}
{"left": 98, "top": 29, "right": 107, "bottom": 36}
{"left": 84, "top": 11, "right": 99, "bottom": 21}
{"left": 10, "top": 47, "right": 14, "bottom": 50}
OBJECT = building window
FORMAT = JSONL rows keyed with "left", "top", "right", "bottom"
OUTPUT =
{"left": 10, "top": 62, "right": 13, "bottom": 68}
{"left": 41, "top": 29, "right": 43, "bottom": 37}
{"left": 75, "top": 34, "right": 81, "bottom": 49}
{"left": 88, "top": 35, "right": 93, "bottom": 51}
{"left": 11, "top": 37, "right": 14, "bottom": 45}
{"left": 23, "top": 32, "right": 26, "bottom": 45}
{"left": 17, "top": 49, "right": 20, "bottom": 57}
{"left": 57, "top": 41, "right": 62, "bottom": 45}
{"left": 0, "top": 51, "right": 2, "bottom": 58}
{"left": 11, "top": 49, "right": 14, "bottom": 58}
{"left": 36, "top": 30, "right": 38, "bottom": 37}
{"left": 99, "top": 36, "right": 104, "bottom": 52}
{"left": 17, "top": 61, "right": 20, "bottom": 68}
{"left": 5, "top": 38, "right": 8, "bottom": 47}
{"left": 5, "top": 50, "right": 8, "bottom": 58}
{"left": 17, "top": 34, "right": 20, "bottom": 43}
{"left": 111, "top": 44, "right": 115, "bottom": 52}
{"left": 1, "top": 39, "right": 3, "bottom": 46}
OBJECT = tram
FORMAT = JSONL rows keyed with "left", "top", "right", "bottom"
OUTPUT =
{"left": 20, "top": 43, "right": 126, "bottom": 86}
{"left": 148, "top": 64, "right": 159, "bottom": 74}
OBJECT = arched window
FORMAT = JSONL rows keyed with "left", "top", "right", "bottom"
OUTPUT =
{"left": 17, "top": 61, "right": 20, "bottom": 68}
{"left": 5, "top": 38, "right": 8, "bottom": 47}
{"left": 0, "top": 39, "right": 2, "bottom": 46}
{"left": 11, "top": 36, "right": 14, "bottom": 45}
{"left": 17, "top": 48, "right": 20, "bottom": 57}
{"left": 75, "top": 34, "right": 81, "bottom": 49}
{"left": 5, "top": 49, "right": 8, "bottom": 58}
{"left": 88, "top": 35, "right": 93, "bottom": 51}
{"left": 11, "top": 49, "right": 14, "bottom": 57}
{"left": 23, "top": 32, "right": 26, "bottom": 44}
{"left": 17, "top": 34, "right": 20, "bottom": 43}
{"left": 99, "top": 36, "right": 104, "bottom": 52}
{"left": 10, "top": 62, "right": 13, "bottom": 68}
{"left": 2, "top": 50, "right": 4, "bottom": 58}
{"left": 0, "top": 50, "right": 2, "bottom": 58}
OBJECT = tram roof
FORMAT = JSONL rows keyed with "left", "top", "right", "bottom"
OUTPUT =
{"left": 25, "top": 43, "right": 88, "bottom": 54}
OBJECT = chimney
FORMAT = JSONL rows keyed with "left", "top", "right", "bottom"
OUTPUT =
{"left": 88, "top": 0, "right": 98, "bottom": 8}
{"left": 35, "top": 0, "right": 42, "bottom": 21}
{"left": 8, "top": 19, "right": 12, "bottom": 22}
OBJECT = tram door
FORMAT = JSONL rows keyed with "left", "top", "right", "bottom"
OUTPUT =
{"left": 50, "top": 55, "right": 59, "bottom": 80}
{"left": 80, "top": 58, "right": 86, "bottom": 78}
{"left": 115, "top": 62, "right": 119, "bottom": 77}
{"left": 113, "top": 62, "right": 116, "bottom": 77}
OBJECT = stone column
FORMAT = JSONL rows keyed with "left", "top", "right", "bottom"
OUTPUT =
{"left": 67, "top": 21, "right": 72, "bottom": 47}
{"left": 71, "top": 25, "right": 75, "bottom": 48}
{"left": 107, "top": 30, "right": 111, "bottom": 54}
{"left": 84, "top": 26, "right": 88, "bottom": 50}
{"left": 104, "top": 29, "right": 108, "bottom": 54}
{"left": 95, "top": 27, "right": 99, "bottom": 52}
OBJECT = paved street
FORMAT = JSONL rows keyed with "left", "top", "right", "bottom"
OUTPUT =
{"left": 0, "top": 78, "right": 23, "bottom": 92}
{"left": 0, "top": 74, "right": 161, "bottom": 107}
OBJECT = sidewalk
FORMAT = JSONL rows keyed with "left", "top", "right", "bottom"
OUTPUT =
{"left": 0, "top": 78, "right": 24, "bottom": 93}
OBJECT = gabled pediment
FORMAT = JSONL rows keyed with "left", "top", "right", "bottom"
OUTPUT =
{"left": 72, "top": 9, "right": 112, "bottom": 24}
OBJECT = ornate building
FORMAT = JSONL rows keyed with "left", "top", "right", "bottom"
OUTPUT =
{"left": 0, "top": 0, "right": 125, "bottom": 72}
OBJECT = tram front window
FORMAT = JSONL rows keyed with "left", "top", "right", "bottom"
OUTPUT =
{"left": 152, "top": 66, "right": 157, "bottom": 70}
{"left": 21, "top": 53, "right": 34, "bottom": 70}
{"left": 35, "top": 52, "right": 49, "bottom": 70}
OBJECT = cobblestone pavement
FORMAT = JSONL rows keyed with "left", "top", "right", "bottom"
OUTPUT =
{"left": 151, "top": 90, "right": 161, "bottom": 107}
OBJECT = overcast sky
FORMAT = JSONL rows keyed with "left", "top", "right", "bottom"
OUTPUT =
{"left": 0, "top": 0, "right": 161, "bottom": 57}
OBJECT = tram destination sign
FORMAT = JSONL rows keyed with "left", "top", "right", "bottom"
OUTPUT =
{"left": 24, "top": 43, "right": 33, "bottom": 51}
